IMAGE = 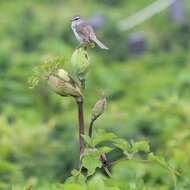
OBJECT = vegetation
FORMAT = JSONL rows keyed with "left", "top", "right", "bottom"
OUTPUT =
{"left": 0, "top": 0, "right": 190, "bottom": 189}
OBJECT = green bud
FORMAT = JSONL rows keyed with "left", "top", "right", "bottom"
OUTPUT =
{"left": 57, "top": 69, "right": 70, "bottom": 82}
{"left": 71, "top": 48, "right": 90, "bottom": 80}
{"left": 91, "top": 97, "right": 107, "bottom": 122}
{"left": 48, "top": 75, "right": 82, "bottom": 98}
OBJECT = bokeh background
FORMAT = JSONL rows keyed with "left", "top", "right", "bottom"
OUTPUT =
{"left": 0, "top": 0, "right": 190, "bottom": 189}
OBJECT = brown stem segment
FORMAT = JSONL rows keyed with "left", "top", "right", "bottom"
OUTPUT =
{"left": 76, "top": 98, "right": 85, "bottom": 160}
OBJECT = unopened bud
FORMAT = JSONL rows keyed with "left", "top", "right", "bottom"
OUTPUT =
{"left": 91, "top": 97, "right": 107, "bottom": 122}
{"left": 71, "top": 48, "right": 90, "bottom": 80}
{"left": 48, "top": 75, "right": 82, "bottom": 98}
{"left": 57, "top": 69, "right": 70, "bottom": 82}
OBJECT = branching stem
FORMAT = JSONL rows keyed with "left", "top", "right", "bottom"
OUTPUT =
{"left": 88, "top": 118, "right": 112, "bottom": 177}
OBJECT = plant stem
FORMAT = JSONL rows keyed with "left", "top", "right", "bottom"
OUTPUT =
{"left": 88, "top": 119, "right": 94, "bottom": 137}
{"left": 76, "top": 97, "right": 85, "bottom": 161}
{"left": 88, "top": 118, "right": 112, "bottom": 177}
{"left": 80, "top": 78, "right": 86, "bottom": 91}
{"left": 104, "top": 167, "right": 112, "bottom": 178}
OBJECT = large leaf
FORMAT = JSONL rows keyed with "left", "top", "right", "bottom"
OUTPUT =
{"left": 87, "top": 175, "right": 105, "bottom": 190}
{"left": 113, "top": 138, "right": 130, "bottom": 156}
{"left": 82, "top": 155, "right": 101, "bottom": 176}
{"left": 96, "top": 146, "right": 114, "bottom": 156}
{"left": 92, "top": 133, "right": 117, "bottom": 146}
{"left": 65, "top": 175, "right": 86, "bottom": 186}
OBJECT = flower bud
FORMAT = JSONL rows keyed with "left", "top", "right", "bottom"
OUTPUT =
{"left": 57, "top": 69, "right": 70, "bottom": 82}
{"left": 48, "top": 75, "right": 82, "bottom": 98}
{"left": 71, "top": 48, "right": 90, "bottom": 80}
{"left": 91, "top": 97, "right": 107, "bottom": 122}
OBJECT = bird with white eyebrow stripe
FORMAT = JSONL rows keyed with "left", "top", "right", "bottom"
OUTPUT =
{"left": 71, "top": 15, "right": 109, "bottom": 50}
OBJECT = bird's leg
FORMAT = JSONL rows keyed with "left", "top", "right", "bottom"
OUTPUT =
{"left": 76, "top": 41, "right": 94, "bottom": 50}
{"left": 76, "top": 42, "right": 88, "bottom": 50}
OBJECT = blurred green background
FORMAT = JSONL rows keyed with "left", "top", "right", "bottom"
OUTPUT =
{"left": 0, "top": 0, "right": 190, "bottom": 189}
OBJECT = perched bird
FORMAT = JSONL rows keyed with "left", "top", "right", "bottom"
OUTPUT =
{"left": 71, "top": 15, "right": 108, "bottom": 50}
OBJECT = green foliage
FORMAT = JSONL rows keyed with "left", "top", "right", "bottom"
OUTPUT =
{"left": 62, "top": 184, "right": 85, "bottom": 190}
{"left": 96, "top": 0, "right": 124, "bottom": 6}
{"left": 147, "top": 153, "right": 179, "bottom": 185}
{"left": 91, "top": 133, "right": 117, "bottom": 146}
{"left": 82, "top": 154, "right": 102, "bottom": 177}
{"left": 131, "top": 141, "right": 150, "bottom": 153}
{"left": 0, "top": 0, "right": 190, "bottom": 189}
{"left": 28, "top": 56, "right": 65, "bottom": 89}
{"left": 66, "top": 128, "right": 176, "bottom": 189}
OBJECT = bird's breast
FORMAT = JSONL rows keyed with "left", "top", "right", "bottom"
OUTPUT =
{"left": 71, "top": 25, "right": 83, "bottom": 42}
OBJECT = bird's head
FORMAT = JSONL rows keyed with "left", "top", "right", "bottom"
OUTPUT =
{"left": 71, "top": 15, "right": 81, "bottom": 22}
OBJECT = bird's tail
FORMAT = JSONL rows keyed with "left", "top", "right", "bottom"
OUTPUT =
{"left": 93, "top": 38, "right": 109, "bottom": 50}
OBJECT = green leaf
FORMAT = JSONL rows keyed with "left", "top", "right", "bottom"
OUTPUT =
{"left": 71, "top": 169, "right": 80, "bottom": 176}
{"left": 82, "top": 134, "right": 92, "bottom": 146}
{"left": 65, "top": 174, "right": 86, "bottom": 186}
{"left": 92, "top": 133, "right": 117, "bottom": 146}
{"left": 148, "top": 153, "right": 179, "bottom": 185}
{"left": 82, "top": 154, "right": 101, "bottom": 176}
{"left": 87, "top": 174, "right": 105, "bottom": 190}
{"left": 109, "top": 187, "right": 121, "bottom": 190}
{"left": 28, "top": 56, "right": 65, "bottom": 88}
{"left": 65, "top": 169, "right": 86, "bottom": 186}
{"left": 113, "top": 138, "right": 130, "bottom": 155}
{"left": 62, "top": 184, "right": 85, "bottom": 190}
{"left": 131, "top": 141, "right": 150, "bottom": 153}
{"left": 148, "top": 153, "right": 172, "bottom": 171}
{"left": 96, "top": 146, "right": 113, "bottom": 156}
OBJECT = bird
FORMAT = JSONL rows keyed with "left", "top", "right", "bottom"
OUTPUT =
{"left": 71, "top": 15, "right": 108, "bottom": 50}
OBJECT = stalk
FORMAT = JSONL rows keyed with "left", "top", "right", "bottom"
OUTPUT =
{"left": 88, "top": 119, "right": 94, "bottom": 137}
{"left": 88, "top": 119, "right": 112, "bottom": 177}
{"left": 76, "top": 97, "right": 85, "bottom": 161}
{"left": 80, "top": 78, "right": 86, "bottom": 91}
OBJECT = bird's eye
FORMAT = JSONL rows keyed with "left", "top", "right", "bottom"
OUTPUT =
{"left": 74, "top": 17, "right": 80, "bottom": 20}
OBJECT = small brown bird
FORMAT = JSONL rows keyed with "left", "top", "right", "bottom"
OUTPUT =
{"left": 71, "top": 15, "right": 108, "bottom": 50}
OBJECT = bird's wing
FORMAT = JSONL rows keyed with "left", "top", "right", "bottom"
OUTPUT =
{"left": 76, "top": 23, "right": 95, "bottom": 42}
